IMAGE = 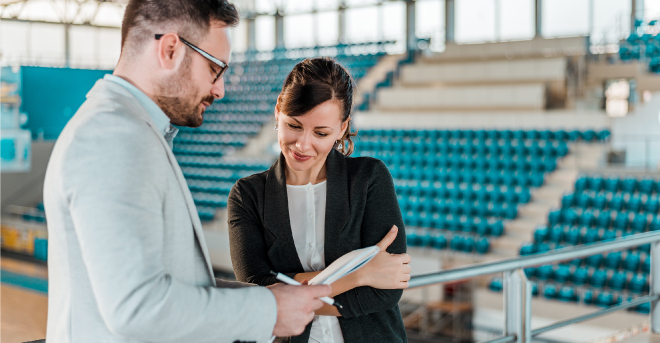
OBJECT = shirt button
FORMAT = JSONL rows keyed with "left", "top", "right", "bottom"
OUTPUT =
{"left": 309, "top": 242, "right": 313, "bottom": 247}
{"left": 325, "top": 329, "right": 330, "bottom": 335}
{"left": 309, "top": 213, "right": 313, "bottom": 218}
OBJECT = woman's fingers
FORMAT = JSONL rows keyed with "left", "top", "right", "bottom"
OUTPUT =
{"left": 402, "top": 264, "right": 412, "bottom": 274}
{"left": 375, "top": 225, "right": 398, "bottom": 251}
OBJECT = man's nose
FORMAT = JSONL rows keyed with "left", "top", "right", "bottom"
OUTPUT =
{"left": 211, "top": 78, "right": 225, "bottom": 99}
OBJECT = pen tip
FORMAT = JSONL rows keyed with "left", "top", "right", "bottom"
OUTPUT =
{"left": 335, "top": 302, "right": 343, "bottom": 309}
{"left": 270, "top": 271, "right": 277, "bottom": 276}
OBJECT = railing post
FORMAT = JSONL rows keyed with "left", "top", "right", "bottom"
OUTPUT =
{"left": 651, "top": 241, "right": 660, "bottom": 334}
{"left": 504, "top": 269, "right": 532, "bottom": 343}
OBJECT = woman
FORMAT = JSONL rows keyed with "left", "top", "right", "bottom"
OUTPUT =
{"left": 228, "top": 57, "right": 410, "bottom": 343}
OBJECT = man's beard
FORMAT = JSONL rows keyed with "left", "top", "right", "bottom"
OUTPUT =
{"left": 155, "top": 55, "right": 211, "bottom": 128}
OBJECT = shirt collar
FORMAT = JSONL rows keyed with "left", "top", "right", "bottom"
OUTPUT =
{"left": 104, "top": 74, "right": 175, "bottom": 138}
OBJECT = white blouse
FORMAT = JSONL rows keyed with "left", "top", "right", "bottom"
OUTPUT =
{"left": 286, "top": 181, "right": 345, "bottom": 343}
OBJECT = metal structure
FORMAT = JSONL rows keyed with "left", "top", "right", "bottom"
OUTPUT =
{"left": 408, "top": 230, "right": 660, "bottom": 342}
{"left": 0, "top": 0, "right": 650, "bottom": 68}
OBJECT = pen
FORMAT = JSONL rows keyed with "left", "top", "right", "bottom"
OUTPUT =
{"left": 270, "top": 271, "right": 343, "bottom": 309}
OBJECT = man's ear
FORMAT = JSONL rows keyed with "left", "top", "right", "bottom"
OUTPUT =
{"left": 156, "top": 33, "right": 186, "bottom": 70}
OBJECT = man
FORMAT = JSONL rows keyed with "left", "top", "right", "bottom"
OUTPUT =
{"left": 43, "top": 0, "right": 330, "bottom": 342}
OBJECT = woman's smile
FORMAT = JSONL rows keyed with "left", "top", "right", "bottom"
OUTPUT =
{"left": 290, "top": 149, "right": 312, "bottom": 162}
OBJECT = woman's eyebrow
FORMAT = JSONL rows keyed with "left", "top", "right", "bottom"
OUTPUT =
{"left": 290, "top": 117, "right": 333, "bottom": 130}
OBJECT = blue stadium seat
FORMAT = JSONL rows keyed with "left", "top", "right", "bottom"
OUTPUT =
{"left": 536, "top": 265, "right": 554, "bottom": 280}
{"left": 604, "top": 177, "right": 620, "bottom": 192}
{"left": 629, "top": 274, "right": 648, "bottom": 293}
{"left": 553, "top": 265, "right": 571, "bottom": 283}
{"left": 590, "top": 269, "right": 608, "bottom": 288}
{"left": 543, "top": 284, "right": 558, "bottom": 299}
{"left": 571, "top": 267, "right": 589, "bottom": 285}
{"left": 608, "top": 271, "right": 627, "bottom": 291}
{"left": 631, "top": 214, "right": 648, "bottom": 233}
{"left": 604, "top": 251, "right": 622, "bottom": 269}
{"left": 595, "top": 292, "right": 616, "bottom": 307}
{"left": 557, "top": 286, "right": 577, "bottom": 302}
{"left": 489, "top": 278, "right": 503, "bottom": 292}
{"left": 596, "top": 210, "right": 612, "bottom": 228}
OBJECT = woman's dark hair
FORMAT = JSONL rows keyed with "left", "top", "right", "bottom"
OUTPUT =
{"left": 277, "top": 57, "right": 358, "bottom": 156}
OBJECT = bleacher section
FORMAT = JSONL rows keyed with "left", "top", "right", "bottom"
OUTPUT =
{"left": 495, "top": 175, "right": 660, "bottom": 314}
{"left": 370, "top": 37, "right": 587, "bottom": 112}
{"left": 173, "top": 44, "right": 388, "bottom": 221}
{"left": 619, "top": 19, "right": 660, "bottom": 73}
{"left": 354, "top": 129, "right": 610, "bottom": 256}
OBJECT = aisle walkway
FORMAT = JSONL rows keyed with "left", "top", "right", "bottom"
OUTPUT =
{"left": 1, "top": 256, "right": 48, "bottom": 343}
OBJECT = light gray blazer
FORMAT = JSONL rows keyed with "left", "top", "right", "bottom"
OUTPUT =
{"left": 43, "top": 79, "right": 276, "bottom": 343}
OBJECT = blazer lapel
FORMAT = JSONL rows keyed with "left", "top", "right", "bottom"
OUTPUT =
{"left": 263, "top": 154, "right": 305, "bottom": 271}
{"left": 96, "top": 80, "right": 216, "bottom": 280}
{"left": 323, "top": 149, "right": 351, "bottom": 264}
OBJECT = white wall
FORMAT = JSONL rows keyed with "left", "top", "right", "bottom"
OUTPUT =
{"left": 611, "top": 93, "right": 660, "bottom": 169}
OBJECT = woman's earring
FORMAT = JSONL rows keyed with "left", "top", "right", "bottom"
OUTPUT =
{"left": 274, "top": 125, "right": 278, "bottom": 131}
{"left": 336, "top": 140, "right": 343, "bottom": 149}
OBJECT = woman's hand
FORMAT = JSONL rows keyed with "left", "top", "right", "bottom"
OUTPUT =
{"left": 356, "top": 225, "right": 412, "bottom": 289}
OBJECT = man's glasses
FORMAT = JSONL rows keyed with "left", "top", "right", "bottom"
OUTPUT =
{"left": 155, "top": 34, "right": 228, "bottom": 84}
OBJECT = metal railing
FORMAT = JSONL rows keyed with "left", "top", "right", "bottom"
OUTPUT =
{"left": 408, "top": 230, "right": 660, "bottom": 343}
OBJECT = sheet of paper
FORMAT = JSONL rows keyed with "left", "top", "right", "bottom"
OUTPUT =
{"left": 308, "top": 246, "right": 380, "bottom": 285}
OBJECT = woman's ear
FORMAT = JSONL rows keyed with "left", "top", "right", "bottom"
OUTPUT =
{"left": 338, "top": 117, "right": 350, "bottom": 140}
{"left": 274, "top": 101, "right": 281, "bottom": 121}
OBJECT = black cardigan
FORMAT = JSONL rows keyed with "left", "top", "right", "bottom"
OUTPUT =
{"left": 227, "top": 149, "right": 407, "bottom": 343}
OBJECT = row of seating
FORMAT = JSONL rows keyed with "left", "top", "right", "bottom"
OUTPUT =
{"left": 178, "top": 123, "right": 262, "bottom": 135}
{"left": 522, "top": 241, "right": 651, "bottom": 273}
{"left": 404, "top": 213, "right": 505, "bottom": 237}
{"left": 358, "top": 129, "right": 611, "bottom": 142}
{"left": 531, "top": 224, "right": 658, "bottom": 250}
{"left": 201, "top": 113, "right": 272, "bottom": 124}
{"left": 562, "top": 191, "right": 660, "bottom": 213}
{"left": 370, "top": 154, "right": 560, "bottom": 173}
{"left": 620, "top": 20, "right": 660, "bottom": 73}
{"left": 394, "top": 182, "right": 531, "bottom": 203}
{"left": 575, "top": 175, "right": 660, "bottom": 195}
{"left": 390, "top": 170, "right": 545, "bottom": 188}
{"left": 525, "top": 264, "right": 649, "bottom": 293}
{"left": 489, "top": 278, "right": 650, "bottom": 313}
{"left": 406, "top": 230, "right": 491, "bottom": 254}
{"left": 357, "top": 140, "right": 569, "bottom": 157}
{"left": 548, "top": 209, "right": 660, "bottom": 232}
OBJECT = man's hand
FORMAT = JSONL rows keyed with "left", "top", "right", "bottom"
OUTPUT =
{"left": 267, "top": 283, "right": 332, "bottom": 337}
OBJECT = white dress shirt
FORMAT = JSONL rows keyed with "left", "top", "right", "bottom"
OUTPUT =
{"left": 286, "top": 181, "right": 345, "bottom": 343}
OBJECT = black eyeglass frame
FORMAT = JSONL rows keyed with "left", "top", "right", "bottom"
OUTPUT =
{"left": 155, "top": 34, "right": 228, "bottom": 83}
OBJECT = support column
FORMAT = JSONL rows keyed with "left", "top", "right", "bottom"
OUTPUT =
{"left": 651, "top": 241, "right": 660, "bottom": 333}
{"left": 246, "top": 16, "right": 256, "bottom": 51}
{"left": 338, "top": 1, "right": 347, "bottom": 44}
{"left": 405, "top": 0, "right": 416, "bottom": 51}
{"left": 494, "top": 0, "right": 500, "bottom": 41}
{"left": 504, "top": 269, "right": 532, "bottom": 343}
{"left": 275, "top": 10, "right": 284, "bottom": 49}
{"left": 444, "top": 0, "right": 455, "bottom": 44}
{"left": 534, "top": 0, "right": 542, "bottom": 38}
{"left": 64, "top": 23, "right": 71, "bottom": 67}
{"left": 631, "top": 0, "right": 645, "bottom": 32}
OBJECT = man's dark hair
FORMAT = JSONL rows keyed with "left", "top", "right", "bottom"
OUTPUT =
{"left": 121, "top": 0, "right": 239, "bottom": 58}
